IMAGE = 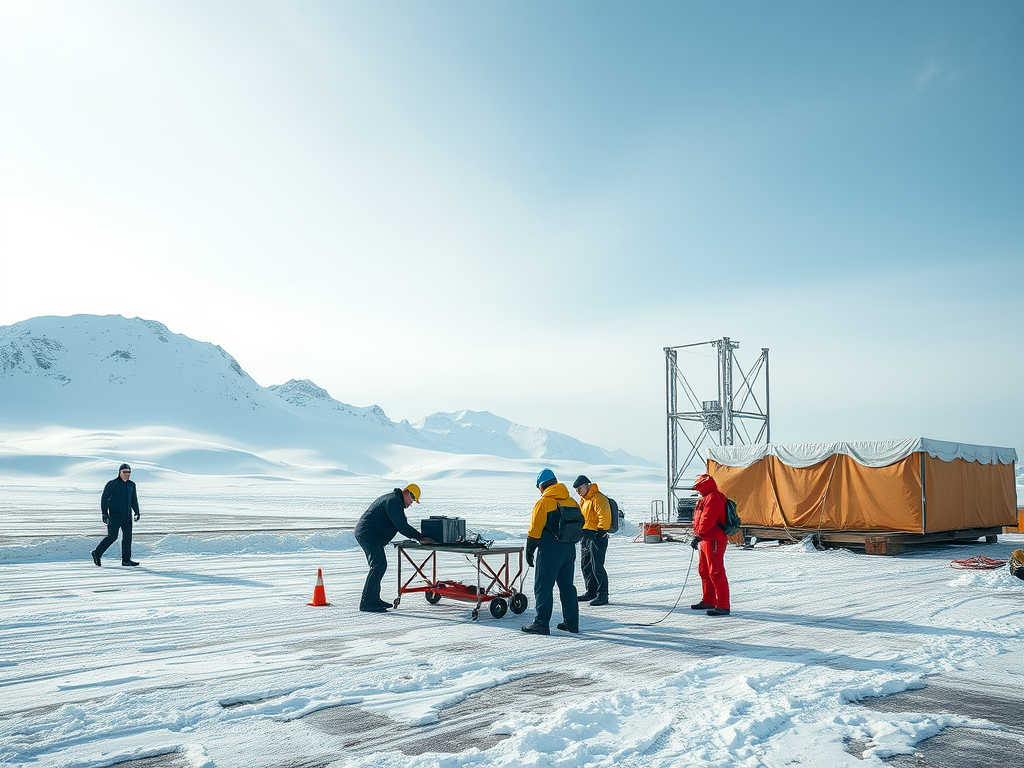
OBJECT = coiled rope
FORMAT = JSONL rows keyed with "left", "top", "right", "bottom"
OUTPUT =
{"left": 949, "top": 555, "right": 1008, "bottom": 570}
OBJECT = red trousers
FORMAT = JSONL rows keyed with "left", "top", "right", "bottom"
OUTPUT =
{"left": 697, "top": 538, "right": 730, "bottom": 610}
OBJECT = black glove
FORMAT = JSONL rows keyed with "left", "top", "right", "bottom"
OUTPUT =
{"left": 525, "top": 537, "right": 538, "bottom": 568}
{"left": 134, "top": 512, "right": 140, "bottom": 522}
{"left": 690, "top": 536, "right": 701, "bottom": 550}
{"left": 102, "top": 513, "right": 109, "bottom": 524}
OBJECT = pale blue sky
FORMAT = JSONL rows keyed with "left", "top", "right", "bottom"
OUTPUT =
{"left": 1, "top": 1, "right": 1021, "bottom": 462}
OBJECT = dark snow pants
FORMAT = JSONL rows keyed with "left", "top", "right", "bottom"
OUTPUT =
{"left": 533, "top": 537, "right": 579, "bottom": 630}
{"left": 356, "top": 533, "right": 388, "bottom": 609}
{"left": 95, "top": 513, "right": 133, "bottom": 563}
{"left": 580, "top": 530, "right": 609, "bottom": 599}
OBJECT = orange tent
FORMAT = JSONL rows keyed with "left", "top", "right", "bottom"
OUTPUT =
{"left": 707, "top": 439, "right": 1017, "bottom": 534}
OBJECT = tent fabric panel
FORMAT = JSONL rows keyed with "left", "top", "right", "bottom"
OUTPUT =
{"left": 829, "top": 455, "right": 922, "bottom": 532}
{"left": 709, "top": 439, "right": 1017, "bottom": 469}
{"left": 709, "top": 439, "right": 925, "bottom": 469}
{"left": 923, "top": 456, "right": 1017, "bottom": 532}
{"left": 709, "top": 455, "right": 923, "bottom": 532}
{"left": 708, "top": 459, "right": 778, "bottom": 526}
{"left": 766, "top": 456, "right": 837, "bottom": 528}
{"left": 919, "top": 439, "right": 1017, "bottom": 466}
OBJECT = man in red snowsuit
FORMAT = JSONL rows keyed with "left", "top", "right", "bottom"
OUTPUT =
{"left": 690, "top": 473, "right": 731, "bottom": 616}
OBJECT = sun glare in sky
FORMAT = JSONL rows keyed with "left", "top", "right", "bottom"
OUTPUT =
{"left": 1, "top": 1, "right": 1021, "bottom": 460}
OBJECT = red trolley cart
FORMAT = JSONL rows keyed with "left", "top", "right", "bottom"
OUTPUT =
{"left": 393, "top": 542, "right": 529, "bottom": 621}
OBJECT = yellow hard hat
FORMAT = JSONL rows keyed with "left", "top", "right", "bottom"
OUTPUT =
{"left": 404, "top": 483, "right": 421, "bottom": 503}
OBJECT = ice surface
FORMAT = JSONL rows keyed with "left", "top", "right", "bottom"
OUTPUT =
{"left": 3, "top": 476, "right": 1022, "bottom": 768}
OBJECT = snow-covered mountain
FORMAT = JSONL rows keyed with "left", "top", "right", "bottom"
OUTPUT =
{"left": 266, "top": 378, "right": 397, "bottom": 429}
{"left": 414, "top": 410, "right": 645, "bottom": 464}
{"left": 0, "top": 315, "right": 652, "bottom": 475}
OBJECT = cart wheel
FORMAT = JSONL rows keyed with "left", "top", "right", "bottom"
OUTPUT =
{"left": 392, "top": 597, "right": 400, "bottom": 609}
{"left": 425, "top": 590, "right": 442, "bottom": 604}
{"left": 472, "top": 609, "right": 479, "bottom": 621}
{"left": 509, "top": 592, "right": 528, "bottom": 615}
{"left": 489, "top": 597, "right": 508, "bottom": 619}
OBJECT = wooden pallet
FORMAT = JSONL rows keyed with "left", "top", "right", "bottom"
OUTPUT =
{"left": 739, "top": 525, "right": 1005, "bottom": 554}
{"left": 1003, "top": 507, "right": 1024, "bottom": 534}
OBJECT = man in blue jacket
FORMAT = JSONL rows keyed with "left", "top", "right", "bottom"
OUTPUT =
{"left": 92, "top": 463, "right": 141, "bottom": 567}
{"left": 354, "top": 484, "right": 432, "bottom": 612}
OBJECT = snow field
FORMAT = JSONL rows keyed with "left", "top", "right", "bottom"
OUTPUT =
{"left": 3, "top": 513, "right": 1022, "bottom": 768}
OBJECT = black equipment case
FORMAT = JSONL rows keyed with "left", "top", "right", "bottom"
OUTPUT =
{"left": 421, "top": 516, "right": 467, "bottom": 544}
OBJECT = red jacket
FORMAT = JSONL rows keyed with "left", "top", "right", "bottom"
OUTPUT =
{"left": 693, "top": 474, "right": 727, "bottom": 541}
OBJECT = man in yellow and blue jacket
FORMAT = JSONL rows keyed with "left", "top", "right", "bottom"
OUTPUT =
{"left": 522, "top": 468, "right": 580, "bottom": 635}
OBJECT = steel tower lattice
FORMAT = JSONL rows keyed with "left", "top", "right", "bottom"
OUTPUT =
{"left": 665, "top": 338, "right": 770, "bottom": 520}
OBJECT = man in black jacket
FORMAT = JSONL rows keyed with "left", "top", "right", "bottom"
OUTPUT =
{"left": 92, "top": 463, "right": 141, "bottom": 567}
{"left": 354, "top": 484, "right": 432, "bottom": 612}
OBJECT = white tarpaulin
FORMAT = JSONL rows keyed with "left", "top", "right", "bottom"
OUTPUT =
{"left": 707, "top": 438, "right": 1018, "bottom": 469}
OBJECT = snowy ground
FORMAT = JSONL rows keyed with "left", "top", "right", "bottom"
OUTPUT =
{"left": 2, "top": 477, "right": 1023, "bottom": 768}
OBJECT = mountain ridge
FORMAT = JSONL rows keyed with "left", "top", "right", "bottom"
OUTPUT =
{"left": 0, "top": 314, "right": 654, "bottom": 473}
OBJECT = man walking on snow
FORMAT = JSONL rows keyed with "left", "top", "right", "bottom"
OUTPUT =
{"left": 573, "top": 475, "right": 611, "bottom": 606}
{"left": 690, "top": 473, "right": 731, "bottom": 616}
{"left": 92, "top": 463, "right": 141, "bottom": 567}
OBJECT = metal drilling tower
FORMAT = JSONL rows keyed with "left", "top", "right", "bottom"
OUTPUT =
{"left": 665, "top": 338, "right": 770, "bottom": 520}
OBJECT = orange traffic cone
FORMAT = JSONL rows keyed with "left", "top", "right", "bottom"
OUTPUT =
{"left": 307, "top": 567, "right": 331, "bottom": 606}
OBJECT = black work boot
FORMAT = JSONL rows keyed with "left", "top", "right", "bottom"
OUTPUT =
{"left": 521, "top": 622, "right": 550, "bottom": 635}
{"left": 91, "top": 550, "right": 101, "bottom": 567}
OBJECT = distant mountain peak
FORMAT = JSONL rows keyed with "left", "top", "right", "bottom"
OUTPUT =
{"left": 413, "top": 409, "right": 652, "bottom": 466}
{"left": 267, "top": 378, "right": 394, "bottom": 428}
{"left": 268, "top": 378, "right": 334, "bottom": 405}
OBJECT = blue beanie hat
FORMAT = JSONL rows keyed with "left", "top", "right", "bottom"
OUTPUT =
{"left": 535, "top": 468, "right": 556, "bottom": 487}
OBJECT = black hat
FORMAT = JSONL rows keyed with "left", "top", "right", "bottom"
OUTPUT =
{"left": 119, "top": 463, "right": 131, "bottom": 471}
{"left": 572, "top": 475, "right": 591, "bottom": 489}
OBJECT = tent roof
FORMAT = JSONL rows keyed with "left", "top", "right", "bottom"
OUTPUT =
{"left": 707, "top": 438, "right": 1018, "bottom": 469}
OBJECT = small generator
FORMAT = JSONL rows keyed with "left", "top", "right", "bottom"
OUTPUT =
{"left": 421, "top": 516, "right": 466, "bottom": 544}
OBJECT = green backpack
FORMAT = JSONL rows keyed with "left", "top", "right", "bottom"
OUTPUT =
{"left": 718, "top": 498, "right": 741, "bottom": 537}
